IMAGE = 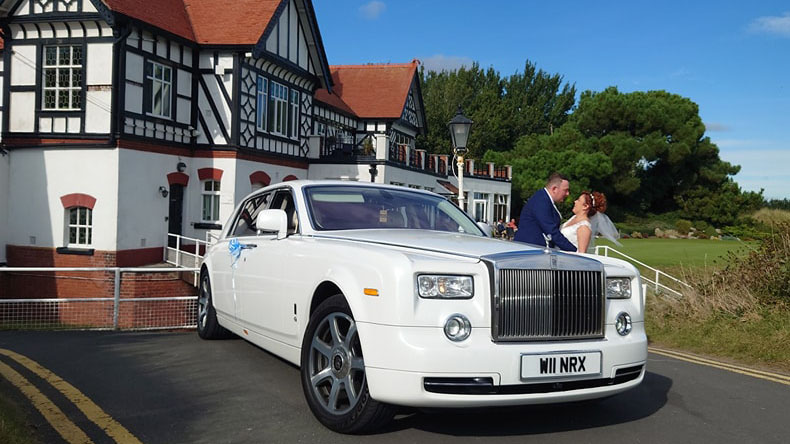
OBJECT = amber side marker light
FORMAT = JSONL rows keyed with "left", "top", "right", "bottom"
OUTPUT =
{"left": 364, "top": 288, "right": 379, "bottom": 296}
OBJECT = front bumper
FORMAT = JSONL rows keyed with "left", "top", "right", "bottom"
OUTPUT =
{"left": 358, "top": 322, "right": 647, "bottom": 407}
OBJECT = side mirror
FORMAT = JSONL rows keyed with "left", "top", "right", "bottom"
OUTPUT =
{"left": 256, "top": 209, "right": 288, "bottom": 240}
{"left": 477, "top": 221, "right": 493, "bottom": 237}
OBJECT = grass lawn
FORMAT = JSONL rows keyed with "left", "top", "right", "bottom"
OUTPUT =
{"left": 0, "top": 385, "right": 37, "bottom": 444}
{"left": 647, "top": 306, "right": 790, "bottom": 373}
{"left": 594, "top": 238, "right": 754, "bottom": 269}
{"left": 591, "top": 237, "right": 789, "bottom": 373}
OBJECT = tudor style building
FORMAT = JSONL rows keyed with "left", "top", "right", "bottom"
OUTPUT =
{"left": 0, "top": 0, "right": 510, "bottom": 269}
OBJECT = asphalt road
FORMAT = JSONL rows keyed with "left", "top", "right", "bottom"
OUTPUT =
{"left": 0, "top": 330, "right": 788, "bottom": 444}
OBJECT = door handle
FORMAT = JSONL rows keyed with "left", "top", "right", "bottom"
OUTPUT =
{"left": 240, "top": 243, "right": 257, "bottom": 250}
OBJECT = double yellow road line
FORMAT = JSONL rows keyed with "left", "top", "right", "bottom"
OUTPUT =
{"left": 649, "top": 346, "right": 790, "bottom": 386}
{"left": 0, "top": 348, "right": 142, "bottom": 444}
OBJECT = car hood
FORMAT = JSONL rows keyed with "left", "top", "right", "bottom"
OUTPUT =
{"left": 308, "top": 229, "right": 638, "bottom": 276}
{"left": 310, "top": 229, "right": 541, "bottom": 259}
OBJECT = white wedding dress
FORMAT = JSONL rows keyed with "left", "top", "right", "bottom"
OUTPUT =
{"left": 560, "top": 217, "right": 593, "bottom": 253}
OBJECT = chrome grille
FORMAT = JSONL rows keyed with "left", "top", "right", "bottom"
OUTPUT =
{"left": 494, "top": 269, "right": 604, "bottom": 341}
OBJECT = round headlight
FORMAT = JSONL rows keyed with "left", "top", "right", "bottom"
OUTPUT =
{"left": 444, "top": 314, "right": 471, "bottom": 342}
{"left": 615, "top": 312, "right": 632, "bottom": 336}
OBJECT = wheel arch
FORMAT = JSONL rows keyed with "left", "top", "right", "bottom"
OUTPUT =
{"left": 309, "top": 281, "right": 344, "bottom": 317}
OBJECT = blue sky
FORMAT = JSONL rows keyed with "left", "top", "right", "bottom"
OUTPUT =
{"left": 313, "top": 1, "right": 790, "bottom": 200}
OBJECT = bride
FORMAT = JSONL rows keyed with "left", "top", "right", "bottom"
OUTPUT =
{"left": 560, "top": 191, "right": 620, "bottom": 253}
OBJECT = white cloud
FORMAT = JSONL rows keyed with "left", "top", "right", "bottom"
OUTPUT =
{"left": 420, "top": 54, "right": 474, "bottom": 73}
{"left": 704, "top": 122, "right": 730, "bottom": 132}
{"left": 359, "top": 1, "right": 386, "bottom": 20}
{"left": 748, "top": 12, "right": 790, "bottom": 37}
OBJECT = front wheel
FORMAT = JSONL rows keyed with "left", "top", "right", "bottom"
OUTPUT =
{"left": 300, "top": 295, "right": 395, "bottom": 433}
{"left": 196, "top": 271, "right": 230, "bottom": 339}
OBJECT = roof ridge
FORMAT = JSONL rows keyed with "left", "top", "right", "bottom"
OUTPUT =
{"left": 180, "top": 0, "right": 200, "bottom": 42}
{"left": 330, "top": 61, "right": 419, "bottom": 69}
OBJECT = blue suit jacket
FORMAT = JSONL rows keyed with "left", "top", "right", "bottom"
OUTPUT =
{"left": 513, "top": 189, "right": 576, "bottom": 251}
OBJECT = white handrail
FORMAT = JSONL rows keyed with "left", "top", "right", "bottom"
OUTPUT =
{"left": 164, "top": 233, "right": 213, "bottom": 286}
{"left": 594, "top": 245, "right": 689, "bottom": 298}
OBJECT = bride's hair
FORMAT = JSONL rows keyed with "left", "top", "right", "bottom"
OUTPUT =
{"left": 582, "top": 191, "right": 607, "bottom": 216}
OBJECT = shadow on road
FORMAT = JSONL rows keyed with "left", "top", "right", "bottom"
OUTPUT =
{"left": 379, "top": 371, "right": 671, "bottom": 436}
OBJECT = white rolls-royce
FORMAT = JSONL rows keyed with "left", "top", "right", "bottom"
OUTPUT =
{"left": 197, "top": 180, "right": 647, "bottom": 433}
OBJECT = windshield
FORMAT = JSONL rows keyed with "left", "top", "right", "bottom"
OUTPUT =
{"left": 304, "top": 185, "right": 484, "bottom": 236}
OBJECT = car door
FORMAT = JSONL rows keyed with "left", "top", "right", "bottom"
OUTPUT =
{"left": 264, "top": 189, "right": 303, "bottom": 341}
{"left": 213, "top": 192, "right": 271, "bottom": 320}
{"left": 234, "top": 189, "right": 296, "bottom": 337}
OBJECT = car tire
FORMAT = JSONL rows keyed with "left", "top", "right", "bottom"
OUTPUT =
{"left": 300, "top": 295, "right": 395, "bottom": 433}
{"left": 196, "top": 271, "right": 230, "bottom": 339}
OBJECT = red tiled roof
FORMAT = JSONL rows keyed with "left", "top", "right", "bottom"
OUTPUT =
{"left": 436, "top": 180, "right": 458, "bottom": 195}
{"left": 101, "top": 0, "right": 195, "bottom": 41}
{"left": 313, "top": 89, "right": 355, "bottom": 116}
{"left": 315, "top": 61, "right": 418, "bottom": 119}
{"left": 184, "top": 0, "right": 280, "bottom": 45}
{"left": 100, "top": 0, "right": 281, "bottom": 44}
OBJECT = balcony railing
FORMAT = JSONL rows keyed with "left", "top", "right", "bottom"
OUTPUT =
{"left": 316, "top": 139, "right": 508, "bottom": 180}
{"left": 388, "top": 144, "right": 407, "bottom": 163}
{"left": 320, "top": 140, "right": 375, "bottom": 159}
{"left": 409, "top": 150, "right": 422, "bottom": 169}
{"left": 472, "top": 165, "right": 489, "bottom": 176}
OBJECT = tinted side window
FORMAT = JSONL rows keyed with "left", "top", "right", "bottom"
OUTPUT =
{"left": 270, "top": 190, "right": 299, "bottom": 235}
{"left": 231, "top": 193, "right": 270, "bottom": 237}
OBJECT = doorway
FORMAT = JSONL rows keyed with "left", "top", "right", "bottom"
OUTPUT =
{"left": 168, "top": 184, "right": 184, "bottom": 247}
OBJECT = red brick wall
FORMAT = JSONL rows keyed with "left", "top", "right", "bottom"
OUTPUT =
{"left": 1, "top": 245, "right": 197, "bottom": 329}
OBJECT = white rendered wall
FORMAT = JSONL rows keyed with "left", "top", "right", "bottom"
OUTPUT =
{"left": 7, "top": 149, "right": 119, "bottom": 250}
{"left": 84, "top": 42, "right": 113, "bottom": 133}
{"left": 307, "top": 164, "right": 370, "bottom": 182}
{"left": 0, "top": 153, "right": 9, "bottom": 263}
{"left": 380, "top": 165, "right": 445, "bottom": 191}
{"left": 233, "top": 159, "right": 306, "bottom": 201}
{"left": 449, "top": 176, "right": 513, "bottom": 222}
{"left": 183, "top": 157, "right": 237, "bottom": 240}
{"left": 116, "top": 149, "right": 182, "bottom": 251}
{"left": 115, "top": 152, "right": 310, "bottom": 249}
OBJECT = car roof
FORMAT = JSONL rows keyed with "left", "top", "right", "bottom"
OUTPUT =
{"left": 260, "top": 180, "right": 441, "bottom": 197}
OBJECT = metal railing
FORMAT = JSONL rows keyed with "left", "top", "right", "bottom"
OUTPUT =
{"left": 165, "top": 233, "right": 211, "bottom": 285}
{"left": 594, "top": 245, "right": 691, "bottom": 298}
{"left": 0, "top": 267, "right": 199, "bottom": 330}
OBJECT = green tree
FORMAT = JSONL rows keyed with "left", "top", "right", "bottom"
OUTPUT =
{"left": 487, "top": 87, "right": 761, "bottom": 224}
{"left": 417, "top": 61, "right": 575, "bottom": 159}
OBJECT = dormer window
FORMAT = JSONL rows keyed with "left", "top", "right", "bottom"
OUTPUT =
{"left": 43, "top": 45, "right": 83, "bottom": 110}
{"left": 146, "top": 61, "right": 172, "bottom": 118}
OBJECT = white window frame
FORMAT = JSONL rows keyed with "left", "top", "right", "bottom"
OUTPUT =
{"left": 201, "top": 180, "right": 221, "bottom": 222}
{"left": 256, "top": 76, "right": 268, "bottom": 131}
{"left": 147, "top": 61, "right": 172, "bottom": 119}
{"left": 66, "top": 206, "right": 93, "bottom": 247}
{"left": 289, "top": 89, "right": 299, "bottom": 139}
{"left": 473, "top": 192, "right": 489, "bottom": 222}
{"left": 42, "top": 45, "right": 83, "bottom": 111}
{"left": 269, "top": 81, "right": 288, "bottom": 136}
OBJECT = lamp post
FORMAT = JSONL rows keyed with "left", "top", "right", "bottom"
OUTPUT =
{"left": 448, "top": 106, "right": 473, "bottom": 210}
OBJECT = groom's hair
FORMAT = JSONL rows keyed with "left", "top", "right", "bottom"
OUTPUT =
{"left": 546, "top": 172, "right": 569, "bottom": 188}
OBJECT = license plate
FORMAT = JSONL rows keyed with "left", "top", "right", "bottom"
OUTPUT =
{"left": 521, "top": 351, "right": 601, "bottom": 380}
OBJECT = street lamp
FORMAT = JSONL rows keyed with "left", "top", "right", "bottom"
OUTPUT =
{"left": 448, "top": 106, "right": 473, "bottom": 210}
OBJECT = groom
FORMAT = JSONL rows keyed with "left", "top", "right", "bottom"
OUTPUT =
{"left": 513, "top": 172, "right": 576, "bottom": 251}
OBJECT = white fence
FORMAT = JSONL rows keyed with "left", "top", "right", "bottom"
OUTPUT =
{"left": 594, "top": 245, "right": 691, "bottom": 298}
{"left": 0, "top": 267, "right": 199, "bottom": 331}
